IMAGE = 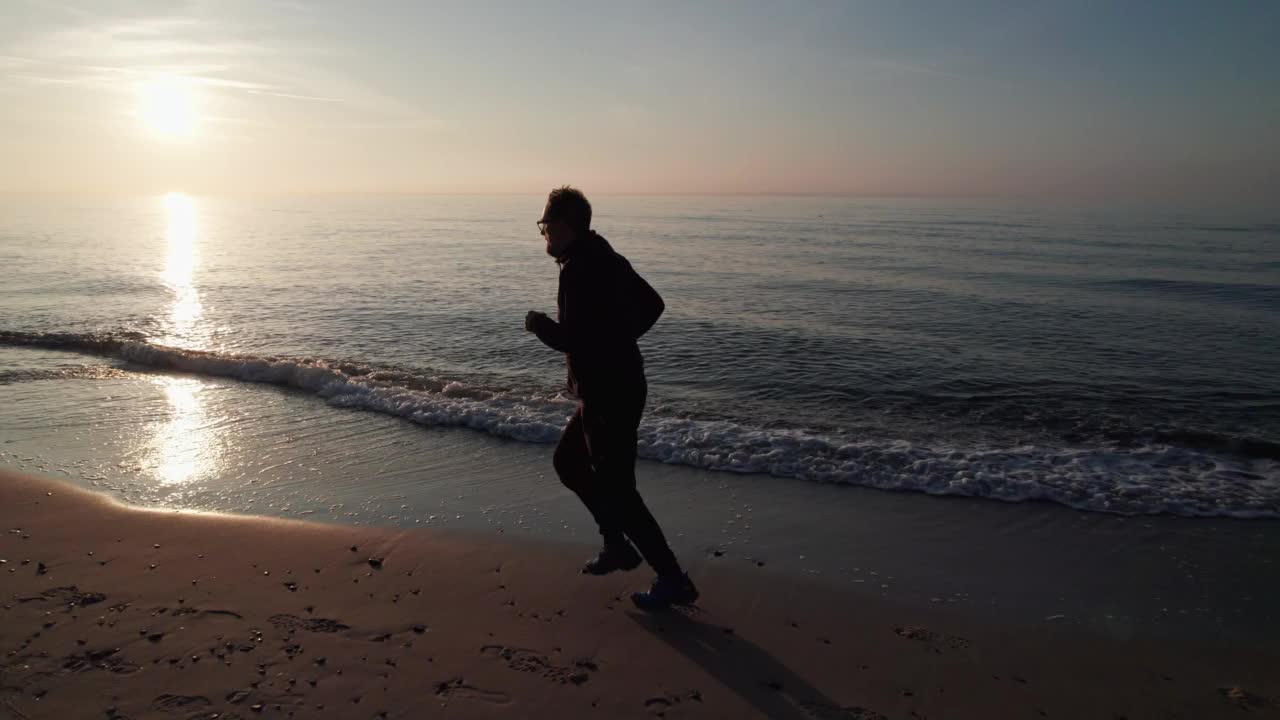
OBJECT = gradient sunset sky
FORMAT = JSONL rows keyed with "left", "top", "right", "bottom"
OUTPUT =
{"left": 3, "top": 1, "right": 1278, "bottom": 205}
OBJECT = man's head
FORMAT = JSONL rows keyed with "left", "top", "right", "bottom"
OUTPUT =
{"left": 538, "top": 185, "right": 591, "bottom": 259}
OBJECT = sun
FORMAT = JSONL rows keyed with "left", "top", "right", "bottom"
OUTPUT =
{"left": 139, "top": 75, "right": 197, "bottom": 140}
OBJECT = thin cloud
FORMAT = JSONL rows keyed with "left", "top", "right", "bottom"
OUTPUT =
{"left": 0, "top": 53, "right": 342, "bottom": 106}
{"left": 0, "top": 55, "right": 260, "bottom": 92}
{"left": 246, "top": 89, "right": 345, "bottom": 104}
{"left": 15, "top": 17, "right": 267, "bottom": 61}
{"left": 4, "top": 7, "right": 432, "bottom": 132}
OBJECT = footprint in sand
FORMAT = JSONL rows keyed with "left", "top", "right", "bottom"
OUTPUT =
{"left": 644, "top": 690, "right": 703, "bottom": 716}
{"left": 60, "top": 648, "right": 142, "bottom": 675}
{"left": 435, "top": 678, "right": 512, "bottom": 704}
{"left": 170, "top": 607, "right": 243, "bottom": 619}
{"left": 1218, "top": 686, "right": 1270, "bottom": 710}
{"left": 799, "top": 701, "right": 888, "bottom": 720}
{"left": 269, "top": 614, "right": 350, "bottom": 633}
{"left": 644, "top": 696, "right": 673, "bottom": 715}
{"left": 892, "top": 625, "right": 971, "bottom": 651}
{"left": 16, "top": 585, "right": 106, "bottom": 609}
{"left": 481, "top": 644, "right": 598, "bottom": 685}
{"left": 151, "top": 694, "right": 211, "bottom": 713}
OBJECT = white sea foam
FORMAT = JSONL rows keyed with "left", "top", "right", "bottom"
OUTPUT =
{"left": 5, "top": 332, "right": 1279, "bottom": 518}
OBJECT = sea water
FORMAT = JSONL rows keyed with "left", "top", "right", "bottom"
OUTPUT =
{"left": 2, "top": 193, "right": 1278, "bottom": 519}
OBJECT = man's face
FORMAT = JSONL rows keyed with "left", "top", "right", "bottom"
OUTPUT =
{"left": 538, "top": 202, "right": 575, "bottom": 258}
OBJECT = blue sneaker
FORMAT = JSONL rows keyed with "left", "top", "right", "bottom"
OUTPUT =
{"left": 582, "top": 541, "right": 643, "bottom": 576}
{"left": 631, "top": 573, "right": 699, "bottom": 610}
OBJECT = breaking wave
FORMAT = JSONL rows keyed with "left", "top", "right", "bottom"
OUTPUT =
{"left": 3, "top": 330, "right": 1277, "bottom": 519}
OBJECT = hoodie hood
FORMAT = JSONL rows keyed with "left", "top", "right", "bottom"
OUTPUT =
{"left": 557, "top": 229, "right": 612, "bottom": 264}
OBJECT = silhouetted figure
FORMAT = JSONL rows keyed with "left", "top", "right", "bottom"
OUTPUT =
{"left": 525, "top": 186, "right": 698, "bottom": 610}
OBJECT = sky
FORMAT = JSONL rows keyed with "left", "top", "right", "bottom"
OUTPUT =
{"left": 2, "top": 0, "right": 1278, "bottom": 206}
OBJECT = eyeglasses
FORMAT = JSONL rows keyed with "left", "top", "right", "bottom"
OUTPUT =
{"left": 536, "top": 220, "right": 550, "bottom": 235}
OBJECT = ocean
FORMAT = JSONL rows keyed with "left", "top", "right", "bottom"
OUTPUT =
{"left": 2, "top": 193, "right": 1278, "bottom": 522}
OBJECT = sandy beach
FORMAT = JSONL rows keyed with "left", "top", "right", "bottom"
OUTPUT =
{"left": 1, "top": 469, "right": 1276, "bottom": 719}
{"left": 4, "top": 0, "right": 1279, "bottom": 716}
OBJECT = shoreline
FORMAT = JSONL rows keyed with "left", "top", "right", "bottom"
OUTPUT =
{"left": 3, "top": 469, "right": 1278, "bottom": 719}
{"left": 2, "top": 347, "right": 1277, "bottom": 654}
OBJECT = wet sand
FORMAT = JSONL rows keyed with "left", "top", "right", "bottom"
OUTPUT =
{"left": 2, "top": 469, "right": 1277, "bottom": 719}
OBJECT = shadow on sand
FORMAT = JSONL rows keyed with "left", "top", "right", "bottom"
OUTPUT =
{"left": 628, "top": 609, "right": 885, "bottom": 719}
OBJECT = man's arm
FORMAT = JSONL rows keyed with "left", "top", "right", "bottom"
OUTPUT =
{"left": 529, "top": 311, "right": 569, "bottom": 351}
{"left": 628, "top": 269, "right": 665, "bottom": 339}
{"left": 528, "top": 264, "right": 610, "bottom": 353}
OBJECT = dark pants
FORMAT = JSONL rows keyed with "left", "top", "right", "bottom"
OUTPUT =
{"left": 553, "top": 384, "right": 681, "bottom": 577}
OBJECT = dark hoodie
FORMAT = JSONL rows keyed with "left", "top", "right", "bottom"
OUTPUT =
{"left": 532, "top": 230, "right": 665, "bottom": 401}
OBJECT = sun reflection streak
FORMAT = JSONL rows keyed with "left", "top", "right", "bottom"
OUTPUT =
{"left": 150, "top": 376, "right": 222, "bottom": 486}
{"left": 160, "top": 192, "right": 205, "bottom": 347}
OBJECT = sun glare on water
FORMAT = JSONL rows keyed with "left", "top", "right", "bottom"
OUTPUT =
{"left": 139, "top": 75, "right": 197, "bottom": 139}
{"left": 159, "top": 192, "right": 206, "bottom": 348}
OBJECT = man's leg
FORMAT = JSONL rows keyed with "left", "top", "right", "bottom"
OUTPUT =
{"left": 582, "top": 396, "right": 683, "bottom": 579}
{"left": 553, "top": 406, "right": 623, "bottom": 544}
{"left": 614, "top": 487, "right": 682, "bottom": 577}
{"left": 585, "top": 394, "right": 697, "bottom": 608}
